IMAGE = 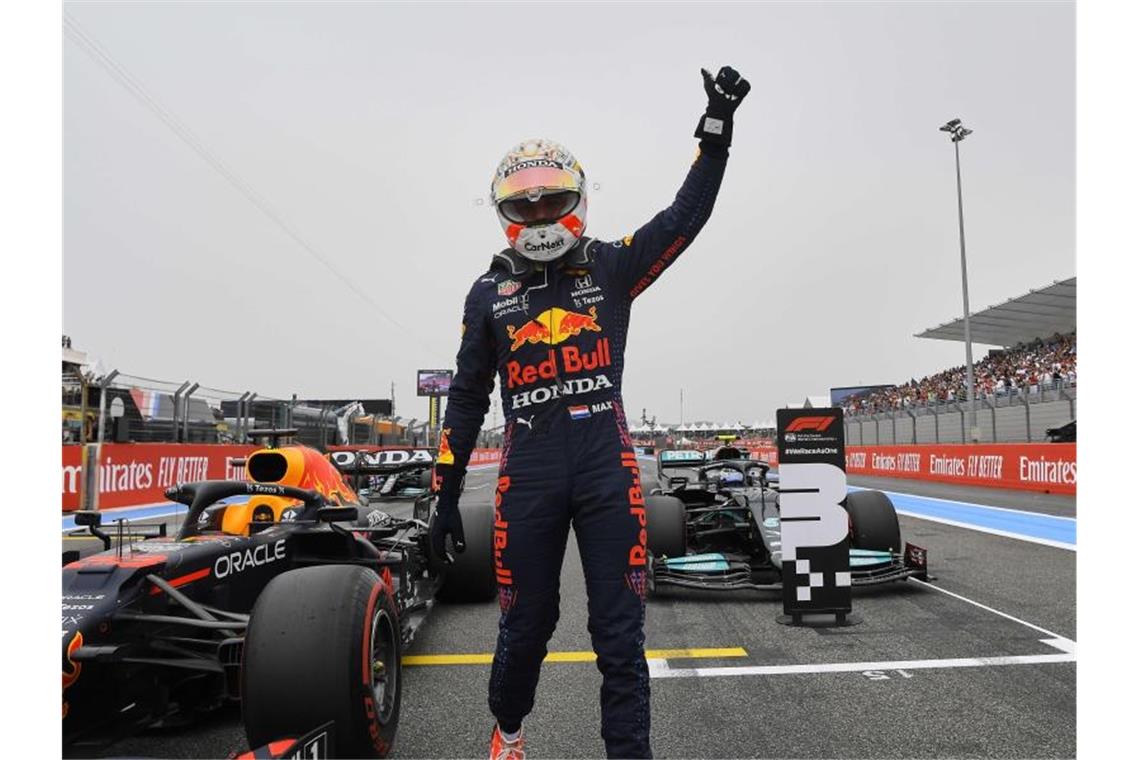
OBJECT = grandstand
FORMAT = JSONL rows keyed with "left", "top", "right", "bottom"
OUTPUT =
{"left": 842, "top": 278, "right": 1076, "bottom": 444}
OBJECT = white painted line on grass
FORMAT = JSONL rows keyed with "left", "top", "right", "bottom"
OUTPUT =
{"left": 648, "top": 652, "right": 1075, "bottom": 679}
{"left": 894, "top": 509, "right": 1076, "bottom": 551}
{"left": 908, "top": 577, "right": 1076, "bottom": 649}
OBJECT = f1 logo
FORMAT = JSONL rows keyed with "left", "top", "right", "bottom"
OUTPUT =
{"left": 786, "top": 416, "right": 836, "bottom": 433}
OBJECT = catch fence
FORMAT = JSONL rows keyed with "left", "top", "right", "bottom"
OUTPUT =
{"left": 844, "top": 384, "right": 1076, "bottom": 445}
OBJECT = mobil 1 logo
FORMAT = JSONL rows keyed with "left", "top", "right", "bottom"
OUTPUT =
{"left": 776, "top": 407, "right": 851, "bottom": 622}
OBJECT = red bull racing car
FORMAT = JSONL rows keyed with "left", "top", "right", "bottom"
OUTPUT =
{"left": 644, "top": 446, "right": 928, "bottom": 592}
{"left": 62, "top": 433, "right": 494, "bottom": 758}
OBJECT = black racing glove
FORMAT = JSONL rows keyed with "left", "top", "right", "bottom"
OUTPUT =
{"left": 429, "top": 466, "right": 466, "bottom": 563}
{"left": 694, "top": 65, "right": 751, "bottom": 147}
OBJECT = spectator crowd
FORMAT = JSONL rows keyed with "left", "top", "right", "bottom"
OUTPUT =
{"left": 845, "top": 332, "right": 1076, "bottom": 415}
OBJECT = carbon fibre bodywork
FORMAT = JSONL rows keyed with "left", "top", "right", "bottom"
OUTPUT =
{"left": 61, "top": 479, "right": 444, "bottom": 752}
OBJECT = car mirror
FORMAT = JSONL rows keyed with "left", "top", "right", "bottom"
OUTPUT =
{"left": 74, "top": 510, "right": 102, "bottom": 527}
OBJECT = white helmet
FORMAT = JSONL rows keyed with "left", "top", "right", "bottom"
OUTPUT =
{"left": 491, "top": 138, "right": 587, "bottom": 262}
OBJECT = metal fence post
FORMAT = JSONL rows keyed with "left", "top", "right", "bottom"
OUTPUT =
{"left": 890, "top": 411, "right": 898, "bottom": 445}
{"left": 181, "top": 382, "right": 199, "bottom": 443}
{"left": 956, "top": 403, "right": 966, "bottom": 443}
{"left": 245, "top": 393, "right": 258, "bottom": 442}
{"left": 1022, "top": 390, "right": 1032, "bottom": 442}
{"left": 906, "top": 409, "right": 917, "bottom": 443}
{"left": 79, "top": 372, "right": 91, "bottom": 445}
{"left": 981, "top": 396, "right": 996, "bottom": 442}
{"left": 171, "top": 380, "right": 190, "bottom": 443}
{"left": 234, "top": 392, "right": 250, "bottom": 442}
{"left": 95, "top": 370, "right": 120, "bottom": 445}
{"left": 933, "top": 407, "right": 940, "bottom": 443}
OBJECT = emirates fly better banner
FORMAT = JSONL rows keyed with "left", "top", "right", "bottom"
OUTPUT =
{"left": 843, "top": 443, "right": 1076, "bottom": 495}
{"left": 776, "top": 408, "right": 852, "bottom": 619}
{"left": 61, "top": 444, "right": 506, "bottom": 511}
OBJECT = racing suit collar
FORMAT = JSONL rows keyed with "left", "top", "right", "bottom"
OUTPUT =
{"left": 492, "top": 238, "right": 596, "bottom": 277}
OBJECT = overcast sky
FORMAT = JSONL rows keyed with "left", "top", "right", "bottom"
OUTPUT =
{"left": 63, "top": 1, "right": 1074, "bottom": 426}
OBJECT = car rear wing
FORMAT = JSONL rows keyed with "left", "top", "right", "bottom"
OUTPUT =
{"left": 328, "top": 447, "right": 436, "bottom": 475}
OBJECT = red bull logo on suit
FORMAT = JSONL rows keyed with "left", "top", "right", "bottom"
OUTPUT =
{"left": 506, "top": 338, "right": 612, "bottom": 389}
{"left": 506, "top": 307, "right": 601, "bottom": 351}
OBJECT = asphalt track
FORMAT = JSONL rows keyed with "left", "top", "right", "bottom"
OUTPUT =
{"left": 68, "top": 462, "right": 1076, "bottom": 759}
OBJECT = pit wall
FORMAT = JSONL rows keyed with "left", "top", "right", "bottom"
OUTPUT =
{"left": 62, "top": 444, "right": 505, "bottom": 512}
{"left": 841, "top": 443, "right": 1074, "bottom": 495}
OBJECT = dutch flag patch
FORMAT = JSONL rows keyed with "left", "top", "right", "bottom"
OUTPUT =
{"left": 568, "top": 405, "right": 591, "bottom": 420}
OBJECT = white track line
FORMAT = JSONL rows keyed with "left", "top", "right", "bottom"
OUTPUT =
{"left": 648, "top": 651, "right": 1075, "bottom": 679}
{"left": 647, "top": 576, "right": 1076, "bottom": 681}
{"left": 851, "top": 485, "right": 1075, "bottom": 521}
{"left": 908, "top": 577, "right": 1076, "bottom": 648}
{"left": 893, "top": 509, "right": 1076, "bottom": 551}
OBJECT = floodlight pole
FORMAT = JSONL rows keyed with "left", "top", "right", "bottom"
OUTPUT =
{"left": 943, "top": 119, "right": 978, "bottom": 441}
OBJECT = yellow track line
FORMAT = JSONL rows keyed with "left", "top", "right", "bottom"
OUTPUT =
{"left": 403, "top": 647, "right": 747, "bottom": 666}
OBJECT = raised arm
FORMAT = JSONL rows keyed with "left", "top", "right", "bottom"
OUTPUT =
{"left": 599, "top": 66, "right": 750, "bottom": 298}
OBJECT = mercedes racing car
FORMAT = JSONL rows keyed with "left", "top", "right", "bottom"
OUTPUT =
{"left": 644, "top": 446, "right": 928, "bottom": 593}
{"left": 327, "top": 445, "right": 444, "bottom": 502}
{"left": 62, "top": 431, "right": 493, "bottom": 758}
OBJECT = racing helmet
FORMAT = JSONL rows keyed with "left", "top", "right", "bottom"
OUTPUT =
{"left": 491, "top": 138, "right": 587, "bottom": 262}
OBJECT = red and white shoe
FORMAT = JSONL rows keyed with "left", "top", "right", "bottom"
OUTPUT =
{"left": 489, "top": 723, "right": 525, "bottom": 760}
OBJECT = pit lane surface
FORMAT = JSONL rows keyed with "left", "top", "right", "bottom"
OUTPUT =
{"left": 70, "top": 463, "right": 1075, "bottom": 759}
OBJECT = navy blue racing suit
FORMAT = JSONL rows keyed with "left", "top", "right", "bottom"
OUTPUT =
{"left": 435, "top": 141, "right": 729, "bottom": 758}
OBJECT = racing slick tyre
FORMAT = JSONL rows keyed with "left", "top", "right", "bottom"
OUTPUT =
{"left": 646, "top": 494, "right": 686, "bottom": 558}
{"left": 435, "top": 501, "right": 496, "bottom": 602}
{"left": 846, "top": 490, "right": 902, "bottom": 553}
{"left": 242, "top": 565, "right": 401, "bottom": 758}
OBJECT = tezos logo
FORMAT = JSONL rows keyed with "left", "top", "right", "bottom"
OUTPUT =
{"left": 214, "top": 540, "right": 285, "bottom": 579}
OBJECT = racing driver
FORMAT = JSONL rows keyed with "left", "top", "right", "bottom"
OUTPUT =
{"left": 431, "top": 65, "right": 750, "bottom": 759}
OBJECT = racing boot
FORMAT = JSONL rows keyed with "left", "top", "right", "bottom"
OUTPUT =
{"left": 489, "top": 723, "right": 526, "bottom": 760}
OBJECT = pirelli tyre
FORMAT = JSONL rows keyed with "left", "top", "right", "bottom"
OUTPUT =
{"left": 242, "top": 565, "right": 401, "bottom": 758}
{"left": 435, "top": 501, "right": 496, "bottom": 602}
{"left": 845, "top": 490, "right": 902, "bottom": 553}
{"left": 646, "top": 494, "right": 686, "bottom": 559}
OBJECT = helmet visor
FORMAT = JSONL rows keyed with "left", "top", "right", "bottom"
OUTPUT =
{"left": 498, "top": 190, "right": 580, "bottom": 225}
{"left": 494, "top": 165, "right": 580, "bottom": 204}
